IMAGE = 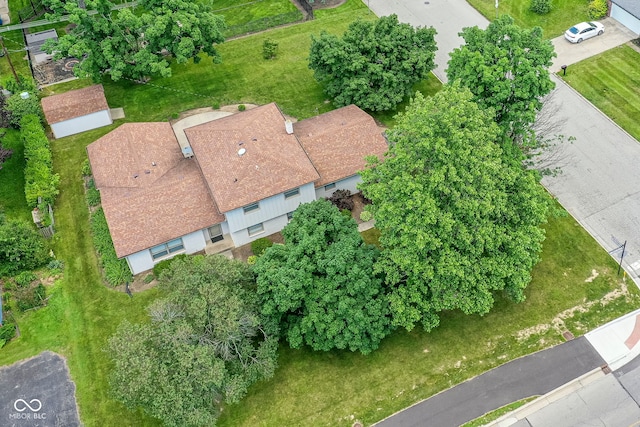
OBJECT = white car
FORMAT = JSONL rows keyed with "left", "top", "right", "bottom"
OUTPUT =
{"left": 564, "top": 21, "right": 605, "bottom": 43}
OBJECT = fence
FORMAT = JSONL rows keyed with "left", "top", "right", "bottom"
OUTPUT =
{"left": 225, "top": 10, "right": 304, "bottom": 38}
{"left": 18, "top": 0, "right": 46, "bottom": 23}
{"left": 36, "top": 204, "right": 55, "bottom": 238}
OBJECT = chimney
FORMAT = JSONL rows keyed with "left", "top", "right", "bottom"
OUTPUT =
{"left": 285, "top": 120, "right": 294, "bottom": 135}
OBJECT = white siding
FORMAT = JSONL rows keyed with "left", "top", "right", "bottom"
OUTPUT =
{"left": 230, "top": 213, "right": 289, "bottom": 247}
{"left": 612, "top": 4, "right": 640, "bottom": 35}
{"left": 225, "top": 182, "right": 316, "bottom": 234}
{"left": 314, "top": 175, "right": 363, "bottom": 199}
{"left": 125, "top": 229, "right": 207, "bottom": 274}
{"left": 51, "top": 110, "right": 113, "bottom": 139}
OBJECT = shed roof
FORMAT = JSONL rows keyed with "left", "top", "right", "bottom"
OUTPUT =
{"left": 41, "top": 84, "right": 109, "bottom": 125}
{"left": 294, "top": 104, "right": 388, "bottom": 187}
{"left": 87, "top": 123, "right": 223, "bottom": 258}
{"left": 185, "top": 103, "right": 320, "bottom": 212}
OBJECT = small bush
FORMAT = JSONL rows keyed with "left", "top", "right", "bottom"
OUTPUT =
{"left": 16, "top": 283, "right": 46, "bottom": 312}
{"left": 238, "top": 104, "right": 246, "bottom": 112}
{"left": 588, "top": 0, "right": 607, "bottom": 19}
{"left": 340, "top": 208, "right": 352, "bottom": 219}
{"left": 530, "top": 0, "right": 552, "bottom": 14}
{"left": 6, "top": 93, "right": 43, "bottom": 128}
{"left": 327, "top": 189, "right": 354, "bottom": 211}
{"left": 3, "top": 280, "right": 16, "bottom": 291}
{"left": 251, "top": 237, "right": 273, "bottom": 256}
{"left": 15, "top": 271, "right": 37, "bottom": 288}
{"left": 263, "top": 38, "right": 279, "bottom": 60}
{"left": 2, "top": 74, "right": 37, "bottom": 93}
{"left": 143, "top": 274, "right": 154, "bottom": 284}
{"left": 212, "top": 102, "right": 220, "bottom": 110}
{"left": 47, "top": 259, "right": 64, "bottom": 273}
{"left": 81, "top": 159, "right": 92, "bottom": 176}
{"left": 0, "top": 217, "right": 49, "bottom": 276}
{"left": 86, "top": 187, "right": 101, "bottom": 207}
{"left": 152, "top": 253, "right": 188, "bottom": 278}
{"left": 247, "top": 255, "right": 258, "bottom": 265}
{"left": 0, "top": 323, "right": 16, "bottom": 342}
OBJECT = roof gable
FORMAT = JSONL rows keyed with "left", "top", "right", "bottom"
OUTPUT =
{"left": 185, "top": 103, "right": 320, "bottom": 212}
{"left": 41, "top": 84, "right": 109, "bottom": 125}
{"left": 294, "top": 105, "right": 388, "bottom": 187}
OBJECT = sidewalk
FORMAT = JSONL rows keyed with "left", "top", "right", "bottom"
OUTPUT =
{"left": 0, "top": 0, "right": 9, "bottom": 26}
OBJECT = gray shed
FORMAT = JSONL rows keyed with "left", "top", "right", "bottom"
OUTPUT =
{"left": 611, "top": 0, "right": 640, "bottom": 35}
{"left": 26, "top": 29, "right": 58, "bottom": 64}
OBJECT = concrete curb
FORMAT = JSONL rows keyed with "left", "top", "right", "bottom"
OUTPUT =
{"left": 482, "top": 367, "right": 607, "bottom": 427}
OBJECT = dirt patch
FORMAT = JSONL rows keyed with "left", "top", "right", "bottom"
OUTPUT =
{"left": 350, "top": 193, "right": 371, "bottom": 224}
{"left": 231, "top": 232, "right": 284, "bottom": 262}
{"left": 115, "top": 271, "right": 158, "bottom": 294}
{"left": 584, "top": 269, "right": 599, "bottom": 283}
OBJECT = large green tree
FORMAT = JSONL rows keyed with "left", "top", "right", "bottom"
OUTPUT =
{"left": 254, "top": 200, "right": 392, "bottom": 354}
{"left": 447, "top": 15, "right": 555, "bottom": 143}
{"left": 0, "top": 213, "right": 49, "bottom": 276}
{"left": 359, "top": 84, "right": 549, "bottom": 332}
{"left": 44, "top": 0, "right": 225, "bottom": 81}
{"left": 308, "top": 14, "right": 437, "bottom": 111}
{"left": 108, "top": 255, "right": 278, "bottom": 427}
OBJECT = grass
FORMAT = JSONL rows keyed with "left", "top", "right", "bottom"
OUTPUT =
{"left": 1, "top": 1, "right": 639, "bottom": 426}
{"left": 461, "top": 397, "right": 538, "bottom": 427}
{"left": 216, "top": 211, "right": 640, "bottom": 426}
{"left": 0, "top": 128, "right": 30, "bottom": 222}
{"left": 211, "top": 0, "right": 299, "bottom": 27}
{"left": 559, "top": 44, "right": 640, "bottom": 142}
{"left": 466, "top": 0, "right": 589, "bottom": 38}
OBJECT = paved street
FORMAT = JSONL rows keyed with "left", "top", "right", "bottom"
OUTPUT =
{"left": 373, "top": 338, "right": 604, "bottom": 427}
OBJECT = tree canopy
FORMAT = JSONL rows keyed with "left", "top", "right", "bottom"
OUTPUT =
{"left": 447, "top": 15, "right": 555, "bottom": 142}
{"left": 308, "top": 14, "right": 437, "bottom": 111}
{"left": 44, "top": 0, "right": 226, "bottom": 81}
{"left": 107, "top": 255, "right": 278, "bottom": 427}
{"left": 359, "top": 84, "right": 549, "bottom": 332}
{"left": 254, "top": 200, "right": 392, "bottom": 354}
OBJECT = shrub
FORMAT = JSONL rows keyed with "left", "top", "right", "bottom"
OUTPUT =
{"left": 16, "top": 283, "right": 46, "bottom": 312}
{"left": 143, "top": 274, "right": 154, "bottom": 284}
{"left": 247, "top": 255, "right": 258, "bottom": 265}
{"left": 6, "top": 93, "right": 43, "bottom": 128}
{"left": 251, "top": 237, "right": 273, "bottom": 256}
{"left": 86, "top": 187, "right": 101, "bottom": 207}
{"left": 90, "top": 208, "right": 133, "bottom": 286}
{"left": 212, "top": 102, "right": 220, "bottom": 110}
{"left": 0, "top": 217, "right": 49, "bottom": 276}
{"left": 263, "top": 38, "right": 279, "bottom": 60}
{"left": 21, "top": 115, "right": 60, "bottom": 208}
{"left": 15, "top": 271, "right": 37, "bottom": 287}
{"left": 340, "top": 208, "right": 352, "bottom": 219}
{"left": 47, "top": 259, "right": 64, "bottom": 273}
{"left": 81, "top": 159, "right": 92, "bottom": 176}
{"left": 530, "top": 0, "right": 552, "bottom": 14}
{"left": 238, "top": 104, "right": 246, "bottom": 112}
{"left": 2, "top": 74, "right": 38, "bottom": 94}
{"left": 588, "top": 0, "right": 607, "bottom": 19}
{"left": 152, "top": 253, "right": 188, "bottom": 278}
{"left": 327, "top": 189, "right": 354, "bottom": 211}
{"left": 0, "top": 323, "right": 16, "bottom": 343}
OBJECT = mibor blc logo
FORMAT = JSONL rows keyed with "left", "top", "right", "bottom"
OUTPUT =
{"left": 10, "top": 398, "right": 46, "bottom": 421}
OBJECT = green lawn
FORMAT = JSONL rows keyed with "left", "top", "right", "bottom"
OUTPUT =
{"left": 560, "top": 44, "right": 640, "bottom": 142}
{"left": 0, "top": 129, "right": 30, "bottom": 222}
{"left": 1, "top": 1, "right": 639, "bottom": 426}
{"left": 211, "top": 0, "right": 299, "bottom": 27}
{"left": 466, "top": 0, "right": 589, "bottom": 38}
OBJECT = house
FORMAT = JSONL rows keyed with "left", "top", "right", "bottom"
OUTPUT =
{"left": 41, "top": 85, "right": 113, "bottom": 139}
{"left": 25, "top": 29, "right": 57, "bottom": 64}
{"left": 610, "top": 0, "right": 640, "bottom": 35}
{"left": 87, "top": 103, "right": 388, "bottom": 275}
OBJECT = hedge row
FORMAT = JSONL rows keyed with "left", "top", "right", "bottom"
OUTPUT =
{"left": 21, "top": 114, "right": 60, "bottom": 208}
{"left": 90, "top": 208, "right": 132, "bottom": 286}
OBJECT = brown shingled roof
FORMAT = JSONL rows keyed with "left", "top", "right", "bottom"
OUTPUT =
{"left": 294, "top": 105, "right": 388, "bottom": 187}
{"left": 87, "top": 123, "right": 223, "bottom": 258}
{"left": 185, "top": 103, "right": 320, "bottom": 213}
{"left": 41, "top": 84, "right": 109, "bottom": 125}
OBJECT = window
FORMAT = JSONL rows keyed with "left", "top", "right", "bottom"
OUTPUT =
{"left": 150, "top": 238, "right": 184, "bottom": 260}
{"left": 284, "top": 188, "right": 300, "bottom": 199}
{"left": 248, "top": 223, "right": 264, "bottom": 236}
{"left": 286, "top": 211, "right": 294, "bottom": 222}
{"left": 243, "top": 202, "right": 259, "bottom": 214}
{"left": 324, "top": 183, "right": 336, "bottom": 191}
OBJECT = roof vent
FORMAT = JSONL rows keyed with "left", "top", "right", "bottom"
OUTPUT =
{"left": 238, "top": 148, "right": 246, "bottom": 156}
{"left": 152, "top": 162, "right": 157, "bottom": 167}
{"left": 285, "top": 120, "right": 294, "bottom": 135}
{"left": 182, "top": 146, "right": 194, "bottom": 158}
{"left": 144, "top": 170, "right": 151, "bottom": 174}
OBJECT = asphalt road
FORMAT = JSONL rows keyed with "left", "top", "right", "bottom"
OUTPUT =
{"left": 374, "top": 337, "right": 604, "bottom": 427}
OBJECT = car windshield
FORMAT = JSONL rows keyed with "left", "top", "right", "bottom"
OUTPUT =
{"left": 569, "top": 26, "right": 579, "bottom": 34}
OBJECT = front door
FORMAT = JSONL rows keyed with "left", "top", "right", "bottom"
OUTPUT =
{"left": 208, "top": 224, "right": 223, "bottom": 243}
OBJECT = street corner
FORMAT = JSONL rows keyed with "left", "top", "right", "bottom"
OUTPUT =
{"left": 0, "top": 351, "right": 81, "bottom": 426}
{"left": 586, "top": 308, "right": 640, "bottom": 371}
